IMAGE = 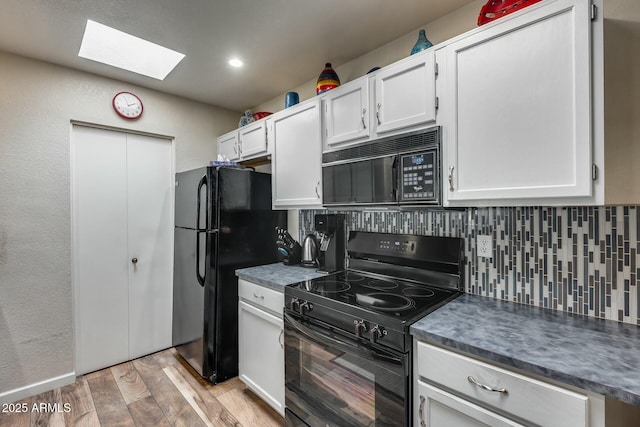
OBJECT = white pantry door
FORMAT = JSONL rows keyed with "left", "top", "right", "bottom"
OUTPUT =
{"left": 72, "top": 125, "right": 173, "bottom": 375}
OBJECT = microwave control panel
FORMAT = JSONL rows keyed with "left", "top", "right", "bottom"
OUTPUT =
{"left": 400, "top": 151, "right": 437, "bottom": 201}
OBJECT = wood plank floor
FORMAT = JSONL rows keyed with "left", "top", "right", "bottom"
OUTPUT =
{"left": 0, "top": 348, "right": 284, "bottom": 427}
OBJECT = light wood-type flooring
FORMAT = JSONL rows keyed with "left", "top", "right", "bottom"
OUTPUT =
{"left": 0, "top": 348, "right": 284, "bottom": 427}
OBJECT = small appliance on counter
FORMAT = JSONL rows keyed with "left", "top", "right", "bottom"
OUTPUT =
{"left": 276, "top": 227, "right": 302, "bottom": 265}
{"left": 314, "top": 213, "right": 346, "bottom": 273}
{"left": 301, "top": 233, "right": 319, "bottom": 268}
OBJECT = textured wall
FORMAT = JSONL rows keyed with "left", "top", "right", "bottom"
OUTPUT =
{"left": 0, "top": 51, "right": 238, "bottom": 398}
{"left": 300, "top": 207, "right": 640, "bottom": 326}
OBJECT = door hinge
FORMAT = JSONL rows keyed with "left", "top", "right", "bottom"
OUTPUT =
{"left": 592, "top": 164, "right": 599, "bottom": 180}
{"left": 435, "top": 63, "right": 439, "bottom": 78}
{"left": 591, "top": 4, "right": 598, "bottom": 20}
{"left": 435, "top": 97, "right": 439, "bottom": 110}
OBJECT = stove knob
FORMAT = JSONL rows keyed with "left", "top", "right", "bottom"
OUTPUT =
{"left": 354, "top": 319, "right": 367, "bottom": 338}
{"left": 289, "top": 298, "right": 300, "bottom": 312}
{"left": 369, "top": 324, "right": 386, "bottom": 344}
{"left": 300, "top": 301, "right": 313, "bottom": 315}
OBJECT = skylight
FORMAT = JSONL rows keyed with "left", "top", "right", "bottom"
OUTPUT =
{"left": 78, "top": 20, "right": 185, "bottom": 80}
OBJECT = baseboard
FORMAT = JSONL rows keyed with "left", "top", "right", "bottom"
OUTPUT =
{"left": 0, "top": 372, "right": 76, "bottom": 405}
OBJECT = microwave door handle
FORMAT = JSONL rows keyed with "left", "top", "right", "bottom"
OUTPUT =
{"left": 284, "top": 313, "right": 401, "bottom": 365}
{"left": 392, "top": 156, "right": 399, "bottom": 201}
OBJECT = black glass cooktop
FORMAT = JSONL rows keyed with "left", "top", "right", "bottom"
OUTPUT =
{"left": 288, "top": 270, "right": 458, "bottom": 321}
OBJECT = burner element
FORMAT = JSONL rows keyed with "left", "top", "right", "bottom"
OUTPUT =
{"left": 310, "top": 280, "right": 351, "bottom": 294}
{"left": 402, "top": 287, "right": 435, "bottom": 298}
{"left": 355, "top": 293, "right": 415, "bottom": 312}
{"left": 363, "top": 279, "right": 399, "bottom": 291}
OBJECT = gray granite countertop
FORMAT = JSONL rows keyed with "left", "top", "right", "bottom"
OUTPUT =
{"left": 235, "top": 262, "right": 327, "bottom": 291}
{"left": 411, "top": 294, "right": 640, "bottom": 406}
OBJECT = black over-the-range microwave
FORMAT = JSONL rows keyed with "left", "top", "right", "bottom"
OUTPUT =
{"left": 322, "top": 126, "right": 441, "bottom": 207}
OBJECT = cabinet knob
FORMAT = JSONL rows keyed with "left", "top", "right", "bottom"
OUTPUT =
{"left": 131, "top": 257, "right": 138, "bottom": 264}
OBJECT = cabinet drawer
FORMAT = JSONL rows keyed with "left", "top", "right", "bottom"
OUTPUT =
{"left": 416, "top": 342, "right": 588, "bottom": 427}
{"left": 238, "top": 279, "right": 284, "bottom": 315}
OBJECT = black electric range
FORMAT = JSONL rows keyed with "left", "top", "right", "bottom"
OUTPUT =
{"left": 285, "top": 230, "right": 464, "bottom": 353}
{"left": 284, "top": 231, "right": 464, "bottom": 427}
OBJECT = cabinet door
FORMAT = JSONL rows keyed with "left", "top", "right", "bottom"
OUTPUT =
{"left": 416, "top": 381, "right": 524, "bottom": 427}
{"left": 442, "top": 0, "right": 593, "bottom": 204}
{"left": 271, "top": 100, "right": 323, "bottom": 208}
{"left": 323, "top": 78, "right": 371, "bottom": 149}
{"left": 239, "top": 120, "right": 268, "bottom": 160}
{"left": 238, "top": 300, "right": 284, "bottom": 416}
{"left": 374, "top": 51, "right": 436, "bottom": 135}
{"left": 217, "top": 131, "right": 240, "bottom": 161}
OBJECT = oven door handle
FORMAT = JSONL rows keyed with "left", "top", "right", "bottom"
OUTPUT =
{"left": 284, "top": 313, "right": 402, "bottom": 365}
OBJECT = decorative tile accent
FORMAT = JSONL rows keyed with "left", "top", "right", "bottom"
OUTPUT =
{"left": 299, "top": 207, "right": 640, "bottom": 326}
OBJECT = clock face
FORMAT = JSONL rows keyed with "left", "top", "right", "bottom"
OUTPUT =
{"left": 113, "top": 92, "right": 143, "bottom": 119}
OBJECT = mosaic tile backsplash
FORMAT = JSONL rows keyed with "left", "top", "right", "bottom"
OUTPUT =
{"left": 299, "top": 207, "right": 640, "bottom": 326}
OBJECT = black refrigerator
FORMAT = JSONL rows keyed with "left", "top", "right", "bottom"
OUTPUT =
{"left": 172, "top": 166, "right": 286, "bottom": 383}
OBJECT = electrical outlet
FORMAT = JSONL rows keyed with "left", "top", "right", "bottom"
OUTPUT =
{"left": 477, "top": 235, "right": 492, "bottom": 259}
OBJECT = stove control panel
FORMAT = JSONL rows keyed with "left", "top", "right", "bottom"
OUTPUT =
{"left": 378, "top": 239, "right": 416, "bottom": 254}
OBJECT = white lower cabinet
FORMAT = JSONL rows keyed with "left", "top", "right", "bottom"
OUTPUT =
{"left": 417, "top": 381, "right": 524, "bottom": 427}
{"left": 414, "top": 341, "right": 604, "bottom": 427}
{"left": 238, "top": 279, "right": 284, "bottom": 416}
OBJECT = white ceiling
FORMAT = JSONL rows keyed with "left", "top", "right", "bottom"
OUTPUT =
{"left": 0, "top": 0, "right": 476, "bottom": 111}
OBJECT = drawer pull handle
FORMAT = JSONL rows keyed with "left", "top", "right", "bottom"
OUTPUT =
{"left": 253, "top": 293, "right": 264, "bottom": 300}
{"left": 467, "top": 376, "right": 508, "bottom": 394}
{"left": 418, "top": 395, "right": 426, "bottom": 427}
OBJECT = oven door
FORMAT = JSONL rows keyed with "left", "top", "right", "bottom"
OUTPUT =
{"left": 284, "top": 312, "right": 408, "bottom": 427}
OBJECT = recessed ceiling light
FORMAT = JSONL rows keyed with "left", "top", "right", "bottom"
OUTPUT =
{"left": 78, "top": 20, "right": 185, "bottom": 80}
{"left": 229, "top": 58, "right": 244, "bottom": 68}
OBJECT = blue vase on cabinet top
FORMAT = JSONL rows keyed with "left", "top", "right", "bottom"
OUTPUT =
{"left": 410, "top": 29, "right": 433, "bottom": 55}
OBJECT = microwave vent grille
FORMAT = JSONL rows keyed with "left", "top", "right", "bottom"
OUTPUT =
{"left": 322, "top": 127, "right": 439, "bottom": 164}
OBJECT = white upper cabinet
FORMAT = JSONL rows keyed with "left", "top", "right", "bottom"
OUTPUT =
{"left": 439, "top": 0, "right": 598, "bottom": 206}
{"left": 238, "top": 119, "right": 269, "bottom": 159}
{"left": 217, "top": 131, "right": 240, "bottom": 161}
{"left": 323, "top": 77, "right": 371, "bottom": 149}
{"left": 271, "top": 99, "right": 323, "bottom": 209}
{"left": 321, "top": 50, "right": 437, "bottom": 152}
{"left": 216, "top": 119, "right": 270, "bottom": 163}
{"left": 374, "top": 51, "right": 437, "bottom": 135}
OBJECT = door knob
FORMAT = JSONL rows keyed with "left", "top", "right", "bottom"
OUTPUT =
{"left": 131, "top": 257, "right": 138, "bottom": 264}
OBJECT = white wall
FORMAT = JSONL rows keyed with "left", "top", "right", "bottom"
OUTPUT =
{"left": 0, "top": 51, "right": 238, "bottom": 402}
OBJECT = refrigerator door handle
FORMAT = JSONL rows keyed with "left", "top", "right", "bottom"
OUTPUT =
{"left": 196, "top": 173, "right": 208, "bottom": 287}
{"left": 196, "top": 230, "right": 206, "bottom": 287}
{"left": 196, "top": 174, "right": 207, "bottom": 230}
